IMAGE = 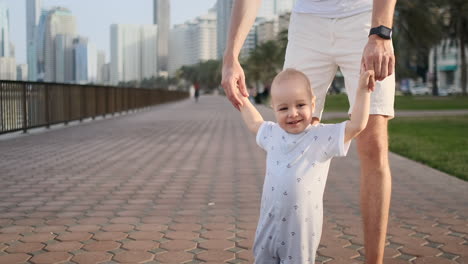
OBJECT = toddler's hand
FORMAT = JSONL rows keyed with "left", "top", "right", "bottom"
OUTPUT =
{"left": 359, "top": 70, "right": 375, "bottom": 92}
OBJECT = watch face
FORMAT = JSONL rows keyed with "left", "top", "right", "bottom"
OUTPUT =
{"left": 381, "top": 26, "right": 391, "bottom": 37}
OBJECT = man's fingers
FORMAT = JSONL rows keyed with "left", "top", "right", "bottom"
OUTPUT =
{"left": 365, "top": 56, "right": 374, "bottom": 73}
{"left": 369, "top": 73, "right": 375, "bottom": 91}
{"left": 230, "top": 79, "right": 243, "bottom": 107}
{"left": 239, "top": 74, "right": 249, "bottom": 97}
{"left": 381, "top": 56, "right": 388, "bottom": 80}
{"left": 388, "top": 55, "right": 395, "bottom": 76}
{"left": 360, "top": 57, "right": 366, "bottom": 74}
{"left": 373, "top": 55, "right": 382, "bottom": 81}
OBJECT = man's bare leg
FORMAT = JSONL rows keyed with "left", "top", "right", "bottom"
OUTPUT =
{"left": 356, "top": 115, "right": 392, "bottom": 264}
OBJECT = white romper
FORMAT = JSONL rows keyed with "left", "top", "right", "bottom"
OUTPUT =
{"left": 253, "top": 121, "right": 350, "bottom": 264}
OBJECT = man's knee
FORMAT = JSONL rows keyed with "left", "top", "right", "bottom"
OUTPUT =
{"left": 356, "top": 115, "right": 389, "bottom": 167}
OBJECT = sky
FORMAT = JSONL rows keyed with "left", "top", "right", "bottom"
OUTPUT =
{"left": 3, "top": 0, "right": 217, "bottom": 65}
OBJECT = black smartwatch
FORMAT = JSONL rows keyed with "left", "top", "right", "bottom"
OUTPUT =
{"left": 369, "top": 25, "right": 392, "bottom": 39}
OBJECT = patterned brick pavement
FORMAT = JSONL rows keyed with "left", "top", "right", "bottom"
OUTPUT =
{"left": 0, "top": 95, "right": 466, "bottom": 264}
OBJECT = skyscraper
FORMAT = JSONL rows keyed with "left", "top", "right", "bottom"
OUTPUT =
{"left": 275, "top": 0, "right": 296, "bottom": 15}
{"left": 44, "top": 7, "right": 77, "bottom": 82}
{"left": 36, "top": 9, "right": 48, "bottom": 81}
{"left": 17, "top": 64, "right": 28, "bottom": 81}
{"left": 74, "top": 37, "right": 97, "bottom": 84}
{"left": 110, "top": 24, "right": 158, "bottom": 85}
{"left": 153, "top": 0, "right": 169, "bottom": 74}
{"left": 96, "top": 50, "right": 106, "bottom": 84}
{"left": 169, "top": 8, "right": 216, "bottom": 76}
{"left": 26, "top": 0, "right": 42, "bottom": 80}
{"left": 0, "top": 2, "right": 10, "bottom": 57}
{"left": 54, "top": 34, "right": 75, "bottom": 83}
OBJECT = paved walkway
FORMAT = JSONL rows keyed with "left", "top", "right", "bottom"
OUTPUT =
{"left": 0, "top": 95, "right": 466, "bottom": 264}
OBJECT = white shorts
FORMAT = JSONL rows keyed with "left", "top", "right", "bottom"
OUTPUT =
{"left": 284, "top": 11, "right": 395, "bottom": 119}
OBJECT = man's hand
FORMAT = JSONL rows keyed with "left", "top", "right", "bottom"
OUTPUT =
{"left": 221, "top": 58, "right": 249, "bottom": 111}
{"left": 361, "top": 35, "right": 395, "bottom": 81}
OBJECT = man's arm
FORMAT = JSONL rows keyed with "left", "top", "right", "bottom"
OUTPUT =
{"left": 361, "top": 0, "right": 397, "bottom": 81}
{"left": 344, "top": 70, "right": 374, "bottom": 142}
{"left": 221, "top": 0, "right": 262, "bottom": 110}
{"left": 237, "top": 93, "right": 264, "bottom": 135}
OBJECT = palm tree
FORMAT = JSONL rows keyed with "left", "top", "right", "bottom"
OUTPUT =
{"left": 440, "top": 0, "right": 468, "bottom": 95}
{"left": 393, "top": 0, "right": 444, "bottom": 94}
{"left": 243, "top": 40, "right": 283, "bottom": 88}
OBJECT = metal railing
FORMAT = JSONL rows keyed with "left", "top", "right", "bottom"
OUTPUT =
{"left": 0, "top": 81, "right": 189, "bottom": 134}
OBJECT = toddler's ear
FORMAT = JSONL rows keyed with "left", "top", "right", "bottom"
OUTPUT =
{"left": 311, "top": 96, "right": 316, "bottom": 111}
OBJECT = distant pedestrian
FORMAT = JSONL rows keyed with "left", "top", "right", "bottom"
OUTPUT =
{"left": 194, "top": 82, "right": 200, "bottom": 102}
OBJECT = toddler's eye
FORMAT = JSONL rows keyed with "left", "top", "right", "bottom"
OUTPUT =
{"left": 279, "top": 107, "right": 287, "bottom": 111}
{"left": 298, "top": 104, "right": 305, "bottom": 107}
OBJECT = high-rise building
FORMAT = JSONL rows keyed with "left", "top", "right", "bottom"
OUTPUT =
{"left": 216, "top": 0, "right": 234, "bottom": 59}
{"left": 154, "top": 0, "right": 170, "bottom": 74}
{"left": 44, "top": 7, "right": 77, "bottom": 82}
{"left": 240, "top": 25, "right": 257, "bottom": 58}
{"left": 101, "top": 63, "right": 110, "bottom": 84}
{"left": 169, "top": 9, "right": 216, "bottom": 76}
{"left": 257, "top": 18, "right": 278, "bottom": 44}
{"left": 275, "top": 0, "right": 296, "bottom": 15}
{"left": 55, "top": 34, "right": 75, "bottom": 83}
{"left": 0, "top": 57, "right": 16, "bottom": 80}
{"left": 36, "top": 9, "right": 48, "bottom": 81}
{"left": 140, "top": 25, "right": 159, "bottom": 80}
{"left": 169, "top": 23, "right": 190, "bottom": 76}
{"left": 17, "top": 64, "right": 28, "bottom": 81}
{"left": 0, "top": 2, "right": 10, "bottom": 57}
{"left": 110, "top": 24, "right": 158, "bottom": 85}
{"left": 74, "top": 37, "right": 97, "bottom": 84}
{"left": 26, "top": 0, "right": 42, "bottom": 81}
{"left": 8, "top": 41, "right": 14, "bottom": 57}
{"left": 258, "top": 0, "right": 276, "bottom": 19}
{"left": 97, "top": 50, "right": 106, "bottom": 84}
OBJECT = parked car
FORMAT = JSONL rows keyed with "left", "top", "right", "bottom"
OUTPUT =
{"left": 409, "top": 84, "right": 430, "bottom": 95}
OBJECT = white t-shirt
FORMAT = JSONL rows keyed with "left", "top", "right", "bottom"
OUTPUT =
{"left": 253, "top": 121, "right": 351, "bottom": 262}
{"left": 294, "top": 0, "right": 372, "bottom": 18}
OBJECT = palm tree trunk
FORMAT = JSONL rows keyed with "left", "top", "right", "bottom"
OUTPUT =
{"left": 459, "top": 32, "right": 467, "bottom": 95}
{"left": 432, "top": 48, "right": 439, "bottom": 96}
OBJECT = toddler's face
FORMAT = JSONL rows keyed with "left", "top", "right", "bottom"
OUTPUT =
{"left": 271, "top": 78, "right": 315, "bottom": 134}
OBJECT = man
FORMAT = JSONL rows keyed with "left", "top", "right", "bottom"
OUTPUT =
{"left": 221, "top": 0, "right": 396, "bottom": 263}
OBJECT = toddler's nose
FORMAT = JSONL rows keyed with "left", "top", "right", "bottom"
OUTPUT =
{"left": 288, "top": 108, "right": 298, "bottom": 118}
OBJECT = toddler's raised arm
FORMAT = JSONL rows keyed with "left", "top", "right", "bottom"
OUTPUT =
{"left": 233, "top": 88, "right": 264, "bottom": 134}
{"left": 344, "top": 70, "right": 374, "bottom": 142}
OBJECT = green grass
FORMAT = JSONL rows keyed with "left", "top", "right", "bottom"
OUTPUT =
{"left": 323, "top": 116, "right": 468, "bottom": 181}
{"left": 322, "top": 94, "right": 468, "bottom": 111}
{"left": 387, "top": 115, "right": 468, "bottom": 181}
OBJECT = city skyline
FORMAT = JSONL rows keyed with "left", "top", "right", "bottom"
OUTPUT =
{"left": 3, "top": 0, "right": 216, "bottom": 65}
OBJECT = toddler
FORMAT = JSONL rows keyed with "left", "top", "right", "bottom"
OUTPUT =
{"left": 234, "top": 68, "right": 375, "bottom": 263}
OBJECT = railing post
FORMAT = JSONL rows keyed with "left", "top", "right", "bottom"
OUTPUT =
{"left": 113, "top": 87, "right": 116, "bottom": 116}
{"left": 80, "top": 85, "right": 84, "bottom": 122}
{"left": 0, "top": 82, "right": 3, "bottom": 133}
{"left": 45, "top": 84, "right": 50, "bottom": 129}
{"left": 104, "top": 86, "right": 108, "bottom": 118}
{"left": 93, "top": 86, "right": 96, "bottom": 120}
{"left": 22, "top": 83, "right": 27, "bottom": 133}
{"left": 65, "top": 85, "right": 70, "bottom": 125}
